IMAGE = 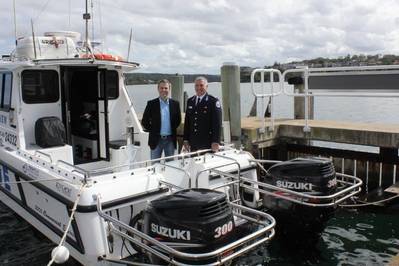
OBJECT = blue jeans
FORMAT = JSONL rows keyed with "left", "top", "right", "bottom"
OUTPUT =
{"left": 150, "top": 138, "right": 175, "bottom": 160}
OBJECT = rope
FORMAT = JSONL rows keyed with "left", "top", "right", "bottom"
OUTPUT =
{"left": 339, "top": 194, "right": 399, "bottom": 208}
{"left": 47, "top": 183, "right": 86, "bottom": 266}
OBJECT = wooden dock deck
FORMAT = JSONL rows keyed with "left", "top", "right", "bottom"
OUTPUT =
{"left": 241, "top": 117, "right": 399, "bottom": 149}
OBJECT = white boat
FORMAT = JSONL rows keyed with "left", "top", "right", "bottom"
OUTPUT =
{"left": 0, "top": 19, "right": 280, "bottom": 265}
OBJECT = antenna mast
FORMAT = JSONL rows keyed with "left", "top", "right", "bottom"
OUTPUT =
{"left": 31, "top": 19, "right": 37, "bottom": 59}
{"left": 13, "top": 0, "right": 17, "bottom": 46}
{"left": 83, "top": 0, "right": 91, "bottom": 55}
{"left": 91, "top": 0, "right": 94, "bottom": 41}
{"left": 127, "top": 28, "right": 133, "bottom": 61}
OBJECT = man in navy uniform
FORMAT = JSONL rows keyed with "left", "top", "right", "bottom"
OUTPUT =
{"left": 142, "top": 79, "right": 181, "bottom": 159}
{"left": 183, "top": 76, "right": 222, "bottom": 152}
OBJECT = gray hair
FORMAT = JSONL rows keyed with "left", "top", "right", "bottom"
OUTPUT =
{"left": 194, "top": 76, "right": 208, "bottom": 85}
{"left": 157, "top": 79, "right": 171, "bottom": 89}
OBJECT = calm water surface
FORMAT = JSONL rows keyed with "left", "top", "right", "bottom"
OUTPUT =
{"left": 1, "top": 83, "right": 398, "bottom": 265}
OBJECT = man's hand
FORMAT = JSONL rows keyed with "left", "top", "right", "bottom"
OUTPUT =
{"left": 182, "top": 140, "right": 190, "bottom": 152}
{"left": 211, "top": 142, "right": 220, "bottom": 152}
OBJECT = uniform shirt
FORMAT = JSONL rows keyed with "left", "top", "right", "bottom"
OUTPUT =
{"left": 196, "top": 95, "right": 205, "bottom": 105}
{"left": 159, "top": 98, "right": 171, "bottom": 136}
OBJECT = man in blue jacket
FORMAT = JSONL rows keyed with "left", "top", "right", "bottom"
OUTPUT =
{"left": 142, "top": 79, "right": 181, "bottom": 159}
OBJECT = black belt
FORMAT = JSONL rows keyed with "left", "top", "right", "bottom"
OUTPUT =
{"left": 160, "top": 135, "right": 172, "bottom": 139}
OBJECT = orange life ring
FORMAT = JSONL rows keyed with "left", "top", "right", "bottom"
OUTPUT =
{"left": 81, "top": 53, "right": 123, "bottom": 61}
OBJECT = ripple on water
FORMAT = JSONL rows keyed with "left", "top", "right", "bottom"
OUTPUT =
{"left": 324, "top": 226, "right": 369, "bottom": 242}
{"left": 377, "top": 237, "right": 399, "bottom": 245}
{"left": 356, "top": 223, "right": 374, "bottom": 230}
{"left": 336, "top": 248, "right": 393, "bottom": 266}
{"left": 322, "top": 233, "right": 345, "bottom": 251}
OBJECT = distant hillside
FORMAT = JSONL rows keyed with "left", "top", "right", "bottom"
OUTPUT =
{"left": 125, "top": 54, "right": 399, "bottom": 84}
{"left": 240, "top": 53, "right": 399, "bottom": 82}
{"left": 125, "top": 73, "right": 220, "bottom": 85}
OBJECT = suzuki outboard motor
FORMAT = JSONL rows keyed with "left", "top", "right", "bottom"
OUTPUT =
{"left": 143, "top": 188, "right": 235, "bottom": 264}
{"left": 262, "top": 157, "right": 337, "bottom": 244}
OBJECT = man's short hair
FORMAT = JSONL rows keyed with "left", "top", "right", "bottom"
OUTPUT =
{"left": 157, "top": 79, "right": 171, "bottom": 89}
{"left": 194, "top": 76, "right": 208, "bottom": 85}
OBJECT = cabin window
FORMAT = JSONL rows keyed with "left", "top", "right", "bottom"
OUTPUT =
{"left": 0, "top": 72, "right": 13, "bottom": 111}
{"left": 22, "top": 70, "right": 59, "bottom": 104}
{"left": 100, "top": 70, "right": 119, "bottom": 99}
{"left": 2, "top": 73, "right": 12, "bottom": 110}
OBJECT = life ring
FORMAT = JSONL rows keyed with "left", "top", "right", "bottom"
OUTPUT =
{"left": 81, "top": 53, "right": 123, "bottom": 61}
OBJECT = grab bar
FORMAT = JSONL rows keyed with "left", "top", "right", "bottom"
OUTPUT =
{"left": 34, "top": 150, "right": 53, "bottom": 163}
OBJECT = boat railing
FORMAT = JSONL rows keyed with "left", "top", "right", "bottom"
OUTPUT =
{"left": 239, "top": 158, "right": 363, "bottom": 207}
{"left": 96, "top": 196, "right": 276, "bottom": 266}
{"left": 88, "top": 148, "right": 215, "bottom": 177}
{"left": 14, "top": 149, "right": 87, "bottom": 184}
{"left": 195, "top": 160, "right": 240, "bottom": 187}
{"left": 11, "top": 146, "right": 218, "bottom": 185}
{"left": 158, "top": 162, "right": 192, "bottom": 188}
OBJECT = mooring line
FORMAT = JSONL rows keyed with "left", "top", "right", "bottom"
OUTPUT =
{"left": 339, "top": 194, "right": 399, "bottom": 208}
{"left": 47, "top": 183, "right": 86, "bottom": 266}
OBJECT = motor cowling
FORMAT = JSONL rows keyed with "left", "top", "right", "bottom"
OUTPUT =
{"left": 267, "top": 157, "right": 337, "bottom": 195}
{"left": 143, "top": 189, "right": 235, "bottom": 254}
{"left": 262, "top": 157, "right": 337, "bottom": 244}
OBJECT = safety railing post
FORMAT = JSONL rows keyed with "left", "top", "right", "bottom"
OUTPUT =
{"left": 304, "top": 67, "right": 311, "bottom": 132}
{"left": 250, "top": 68, "right": 283, "bottom": 133}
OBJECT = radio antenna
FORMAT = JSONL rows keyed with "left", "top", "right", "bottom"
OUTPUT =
{"left": 91, "top": 0, "right": 94, "bottom": 41}
{"left": 31, "top": 19, "right": 37, "bottom": 59}
{"left": 127, "top": 28, "right": 133, "bottom": 61}
{"left": 83, "top": 0, "right": 91, "bottom": 55}
{"left": 13, "top": 0, "right": 17, "bottom": 46}
{"left": 68, "top": 0, "right": 71, "bottom": 29}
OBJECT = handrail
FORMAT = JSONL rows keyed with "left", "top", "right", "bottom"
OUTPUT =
{"left": 250, "top": 68, "right": 283, "bottom": 98}
{"left": 204, "top": 153, "right": 242, "bottom": 201}
{"left": 158, "top": 180, "right": 184, "bottom": 191}
{"left": 239, "top": 173, "right": 362, "bottom": 207}
{"left": 250, "top": 68, "right": 283, "bottom": 131}
{"left": 34, "top": 150, "right": 53, "bottom": 163}
{"left": 56, "top": 160, "right": 88, "bottom": 183}
{"left": 282, "top": 67, "right": 399, "bottom": 98}
{"left": 14, "top": 149, "right": 87, "bottom": 184}
{"left": 248, "top": 158, "right": 283, "bottom": 164}
{"left": 159, "top": 162, "right": 192, "bottom": 188}
{"left": 281, "top": 67, "right": 311, "bottom": 131}
{"left": 194, "top": 161, "right": 239, "bottom": 188}
{"left": 88, "top": 148, "right": 214, "bottom": 175}
{"left": 280, "top": 65, "right": 399, "bottom": 132}
{"left": 96, "top": 196, "right": 275, "bottom": 265}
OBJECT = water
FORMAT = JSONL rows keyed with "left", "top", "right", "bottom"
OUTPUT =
{"left": 2, "top": 201, "right": 398, "bottom": 266}
{"left": 1, "top": 83, "right": 399, "bottom": 265}
{"left": 127, "top": 82, "right": 399, "bottom": 125}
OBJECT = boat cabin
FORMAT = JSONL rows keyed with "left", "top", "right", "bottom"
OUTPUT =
{"left": 0, "top": 32, "right": 148, "bottom": 168}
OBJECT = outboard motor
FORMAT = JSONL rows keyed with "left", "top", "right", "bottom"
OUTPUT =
{"left": 143, "top": 188, "right": 236, "bottom": 264}
{"left": 262, "top": 157, "right": 337, "bottom": 244}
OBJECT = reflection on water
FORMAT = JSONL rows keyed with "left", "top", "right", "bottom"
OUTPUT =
{"left": 236, "top": 209, "right": 399, "bottom": 266}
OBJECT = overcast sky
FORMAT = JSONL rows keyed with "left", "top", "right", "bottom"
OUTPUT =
{"left": 1, "top": 0, "right": 399, "bottom": 74}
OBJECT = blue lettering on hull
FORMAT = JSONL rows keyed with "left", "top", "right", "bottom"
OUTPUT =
{"left": 0, "top": 165, "right": 11, "bottom": 191}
